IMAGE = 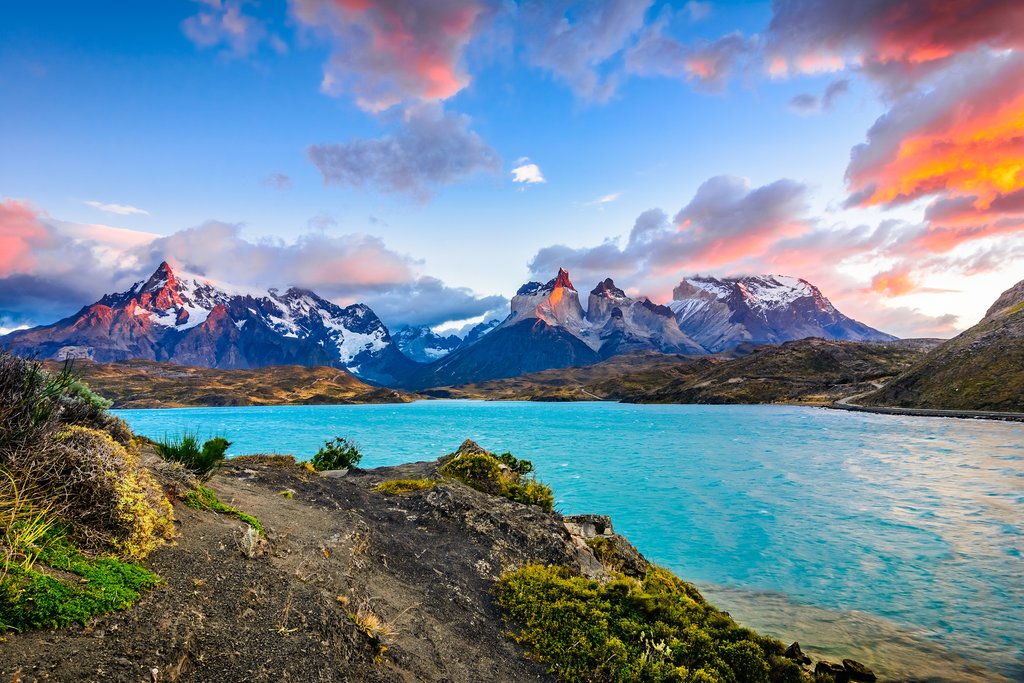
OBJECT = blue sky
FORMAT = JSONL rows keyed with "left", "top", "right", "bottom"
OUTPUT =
{"left": 2, "top": 1, "right": 1022, "bottom": 337}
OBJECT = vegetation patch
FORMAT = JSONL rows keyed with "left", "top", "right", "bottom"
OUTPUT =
{"left": 155, "top": 431, "right": 231, "bottom": 480}
{"left": 440, "top": 446, "right": 554, "bottom": 511}
{"left": 373, "top": 478, "right": 438, "bottom": 495}
{"left": 0, "top": 527, "right": 158, "bottom": 632}
{"left": 312, "top": 436, "right": 362, "bottom": 471}
{"left": 230, "top": 454, "right": 297, "bottom": 467}
{"left": 496, "top": 564, "right": 802, "bottom": 683}
{"left": 183, "top": 485, "right": 264, "bottom": 535}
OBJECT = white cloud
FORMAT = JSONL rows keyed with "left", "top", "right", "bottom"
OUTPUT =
{"left": 511, "top": 161, "right": 546, "bottom": 184}
{"left": 84, "top": 200, "right": 150, "bottom": 216}
{"left": 585, "top": 191, "right": 622, "bottom": 207}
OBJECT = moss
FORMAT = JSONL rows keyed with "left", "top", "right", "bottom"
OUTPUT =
{"left": 0, "top": 529, "right": 158, "bottom": 632}
{"left": 496, "top": 564, "right": 798, "bottom": 683}
{"left": 183, "top": 485, "right": 264, "bottom": 535}
{"left": 585, "top": 537, "right": 625, "bottom": 572}
{"left": 373, "top": 479, "right": 438, "bottom": 495}
{"left": 439, "top": 450, "right": 554, "bottom": 511}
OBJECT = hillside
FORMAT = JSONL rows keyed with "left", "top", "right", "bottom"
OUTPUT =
{"left": 48, "top": 360, "right": 409, "bottom": 408}
{"left": 862, "top": 279, "right": 1024, "bottom": 411}
{"left": 434, "top": 340, "right": 934, "bottom": 405}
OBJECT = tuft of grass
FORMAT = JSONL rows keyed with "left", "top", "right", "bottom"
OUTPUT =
{"left": 155, "top": 432, "right": 230, "bottom": 480}
{"left": 0, "top": 527, "right": 158, "bottom": 632}
{"left": 372, "top": 479, "right": 438, "bottom": 495}
{"left": 496, "top": 564, "right": 803, "bottom": 683}
{"left": 440, "top": 449, "right": 553, "bottom": 511}
{"left": 183, "top": 485, "right": 264, "bottom": 535}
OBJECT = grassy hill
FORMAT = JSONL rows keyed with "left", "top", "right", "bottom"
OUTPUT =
{"left": 431, "top": 339, "right": 934, "bottom": 405}
{"left": 45, "top": 360, "right": 409, "bottom": 408}
{"left": 863, "top": 279, "right": 1024, "bottom": 412}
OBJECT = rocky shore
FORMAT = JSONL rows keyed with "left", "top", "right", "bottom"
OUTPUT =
{"left": 0, "top": 440, "right": 877, "bottom": 682}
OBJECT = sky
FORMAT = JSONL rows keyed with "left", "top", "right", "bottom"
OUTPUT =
{"left": 2, "top": 0, "right": 1023, "bottom": 338}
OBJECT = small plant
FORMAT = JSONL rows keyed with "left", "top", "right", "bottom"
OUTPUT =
{"left": 183, "top": 485, "right": 264, "bottom": 535}
{"left": 373, "top": 479, "right": 438, "bottom": 495}
{"left": 349, "top": 607, "right": 397, "bottom": 640}
{"left": 155, "top": 432, "right": 231, "bottom": 480}
{"left": 311, "top": 436, "right": 362, "bottom": 471}
{"left": 496, "top": 451, "right": 534, "bottom": 475}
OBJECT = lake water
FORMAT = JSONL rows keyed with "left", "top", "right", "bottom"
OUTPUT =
{"left": 114, "top": 402, "right": 1024, "bottom": 682}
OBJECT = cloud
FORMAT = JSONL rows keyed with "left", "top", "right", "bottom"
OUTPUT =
{"left": 290, "top": 0, "right": 495, "bottom": 112}
{"left": 846, "top": 52, "right": 1024, "bottom": 253}
{"left": 307, "top": 105, "right": 500, "bottom": 199}
{"left": 788, "top": 92, "right": 819, "bottom": 114}
{"left": 519, "top": 0, "right": 654, "bottom": 101}
{"left": 0, "top": 206, "right": 504, "bottom": 330}
{"left": 182, "top": 0, "right": 280, "bottom": 57}
{"left": 262, "top": 172, "right": 292, "bottom": 190}
{"left": 625, "top": 11, "right": 754, "bottom": 93}
{"left": 529, "top": 176, "right": 811, "bottom": 287}
{"left": 511, "top": 160, "right": 545, "bottom": 184}
{"left": 584, "top": 192, "right": 622, "bottom": 208}
{"left": 84, "top": 200, "right": 150, "bottom": 216}
{"left": 0, "top": 200, "right": 53, "bottom": 276}
{"left": 822, "top": 78, "right": 849, "bottom": 108}
{"left": 859, "top": 307, "right": 960, "bottom": 339}
{"left": 682, "top": 1, "right": 711, "bottom": 23}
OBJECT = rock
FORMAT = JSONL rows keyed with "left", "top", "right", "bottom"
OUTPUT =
{"left": 815, "top": 661, "right": 850, "bottom": 683}
{"left": 563, "top": 514, "right": 614, "bottom": 539}
{"left": 783, "top": 641, "right": 812, "bottom": 665}
{"left": 843, "top": 659, "right": 877, "bottom": 682}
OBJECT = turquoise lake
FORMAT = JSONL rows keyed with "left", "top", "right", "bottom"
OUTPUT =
{"left": 114, "top": 402, "right": 1024, "bottom": 682}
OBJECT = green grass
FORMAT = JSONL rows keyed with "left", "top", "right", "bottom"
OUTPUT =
{"left": 496, "top": 564, "right": 802, "bottom": 683}
{"left": 183, "top": 485, "right": 264, "bottom": 535}
{"left": 155, "top": 432, "right": 230, "bottom": 479}
{"left": 439, "top": 451, "right": 554, "bottom": 511}
{"left": 0, "top": 529, "right": 159, "bottom": 632}
{"left": 373, "top": 478, "right": 438, "bottom": 494}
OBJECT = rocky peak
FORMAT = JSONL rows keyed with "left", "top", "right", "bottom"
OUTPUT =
{"left": 551, "top": 268, "right": 575, "bottom": 292}
{"left": 590, "top": 278, "right": 628, "bottom": 300}
{"left": 985, "top": 278, "right": 1024, "bottom": 318}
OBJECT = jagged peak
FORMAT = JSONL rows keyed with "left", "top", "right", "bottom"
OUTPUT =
{"left": 516, "top": 268, "right": 576, "bottom": 296}
{"left": 590, "top": 278, "right": 627, "bottom": 299}
{"left": 138, "top": 261, "right": 178, "bottom": 294}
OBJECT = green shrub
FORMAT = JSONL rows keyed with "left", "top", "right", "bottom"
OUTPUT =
{"left": 439, "top": 448, "right": 554, "bottom": 511}
{"left": 155, "top": 432, "right": 230, "bottom": 480}
{"left": 373, "top": 478, "right": 438, "bottom": 494}
{"left": 183, "top": 485, "right": 263, "bottom": 535}
{"left": 0, "top": 527, "right": 158, "bottom": 632}
{"left": 311, "top": 436, "right": 362, "bottom": 471}
{"left": 497, "top": 564, "right": 796, "bottom": 683}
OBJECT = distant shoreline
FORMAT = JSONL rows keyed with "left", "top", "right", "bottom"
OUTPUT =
{"left": 827, "top": 401, "right": 1024, "bottom": 423}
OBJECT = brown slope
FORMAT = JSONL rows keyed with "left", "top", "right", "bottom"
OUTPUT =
{"left": 862, "top": 279, "right": 1024, "bottom": 411}
{"left": 48, "top": 359, "right": 409, "bottom": 408}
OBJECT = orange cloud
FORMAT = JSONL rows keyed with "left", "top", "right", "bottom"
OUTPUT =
{"left": 0, "top": 200, "right": 51, "bottom": 276}
{"left": 869, "top": 268, "right": 916, "bottom": 296}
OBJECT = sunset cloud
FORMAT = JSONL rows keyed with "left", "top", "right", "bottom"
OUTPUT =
{"left": 0, "top": 200, "right": 52, "bottom": 276}
{"left": 307, "top": 105, "right": 500, "bottom": 199}
{"left": 290, "top": 0, "right": 494, "bottom": 112}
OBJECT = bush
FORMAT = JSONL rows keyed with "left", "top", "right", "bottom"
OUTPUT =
{"left": 439, "top": 445, "right": 554, "bottom": 511}
{"left": 154, "top": 432, "right": 231, "bottom": 480}
{"left": 497, "top": 564, "right": 795, "bottom": 683}
{"left": 312, "top": 436, "right": 362, "bottom": 471}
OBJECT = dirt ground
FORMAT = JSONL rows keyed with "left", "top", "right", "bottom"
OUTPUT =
{"left": 0, "top": 447, "right": 625, "bottom": 682}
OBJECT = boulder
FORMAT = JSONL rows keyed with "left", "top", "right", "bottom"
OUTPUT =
{"left": 815, "top": 661, "right": 850, "bottom": 683}
{"left": 843, "top": 659, "right": 877, "bottom": 682}
{"left": 783, "top": 641, "right": 812, "bottom": 665}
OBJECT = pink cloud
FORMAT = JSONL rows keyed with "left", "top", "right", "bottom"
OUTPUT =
{"left": 290, "top": 0, "right": 492, "bottom": 112}
{"left": 0, "top": 200, "right": 51, "bottom": 276}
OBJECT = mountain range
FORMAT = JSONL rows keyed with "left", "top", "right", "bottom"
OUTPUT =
{"left": 2, "top": 261, "right": 896, "bottom": 389}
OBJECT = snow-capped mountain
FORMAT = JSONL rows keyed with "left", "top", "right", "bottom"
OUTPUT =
{"left": 393, "top": 325, "right": 463, "bottom": 363}
{"left": 1, "top": 262, "right": 415, "bottom": 385}
{"left": 670, "top": 275, "right": 896, "bottom": 352}
{"left": 586, "top": 278, "right": 704, "bottom": 356}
